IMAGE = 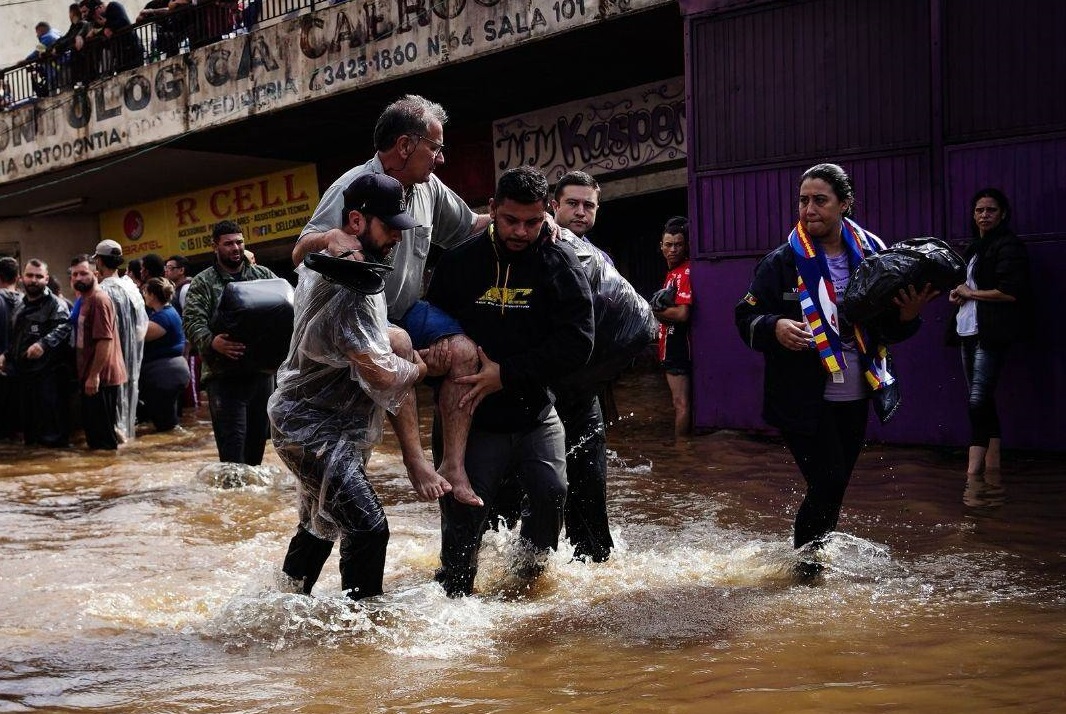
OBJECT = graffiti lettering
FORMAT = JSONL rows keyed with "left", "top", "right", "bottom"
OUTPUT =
{"left": 494, "top": 81, "right": 685, "bottom": 179}
{"left": 494, "top": 123, "right": 557, "bottom": 170}
{"left": 557, "top": 101, "right": 684, "bottom": 165}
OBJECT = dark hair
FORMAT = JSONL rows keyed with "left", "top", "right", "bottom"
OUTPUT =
{"left": 554, "top": 170, "right": 600, "bottom": 200}
{"left": 99, "top": 254, "right": 123, "bottom": 270}
{"left": 70, "top": 253, "right": 93, "bottom": 269}
{"left": 166, "top": 254, "right": 189, "bottom": 272}
{"left": 69, "top": 3, "right": 80, "bottom": 13}
{"left": 25, "top": 258, "right": 48, "bottom": 274}
{"left": 800, "top": 163, "right": 855, "bottom": 217}
{"left": 127, "top": 257, "right": 142, "bottom": 278}
{"left": 662, "top": 216, "right": 689, "bottom": 241}
{"left": 969, "top": 187, "right": 1012, "bottom": 237}
{"left": 212, "top": 220, "right": 242, "bottom": 241}
{"left": 0, "top": 256, "right": 18, "bottom": 282}
{"left": 141, "top": 253, "right": 166, "bottom": 279}
{"left": 144, "top": 276, "right": 175, "bottom": 304}
{"left": 494, "top": 165, "right": 550, "bottom": 206}
{"left": 47, "top": 275, "right": 62, "bottom": 294}
{"left": 36, "top": 22, "right": 51, "bottom": 32}
{"left": 373, "top": 95, "right": 447, "bottom": 152}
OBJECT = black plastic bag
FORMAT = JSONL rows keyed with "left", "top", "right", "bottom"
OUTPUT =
{"left": 554, "top": 233, "right": 658, "bottom": 394}
{"left": 210, "top": 278, "right": 295, "bottom": 372}
{"left": 841, "top": 238, "right": 964, "bottom": 324}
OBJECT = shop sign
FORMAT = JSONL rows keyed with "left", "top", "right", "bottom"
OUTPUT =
{"left": 98, "top": 164, "right": 319, "bottom": 258}
{"left": 492, "top": 77, "right": 686, "bottom": 183}
{"left": 0, "top": 0, "right": 670, "bottom": 185}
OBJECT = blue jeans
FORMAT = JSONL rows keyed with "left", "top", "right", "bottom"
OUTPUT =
{"left": 960, "top": 336, "right": 1009, "bottom": 447}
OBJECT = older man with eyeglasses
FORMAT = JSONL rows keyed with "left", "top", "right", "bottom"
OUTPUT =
{"left": 293, "top": 94, "right": 491, "bottom": 508}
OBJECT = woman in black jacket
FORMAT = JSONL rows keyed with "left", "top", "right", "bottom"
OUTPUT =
{"left": 948, "top": 188, "right": 1030, "bottom": 499}
{"left": 735, "top": 163, "right": 937, "bottom": 569}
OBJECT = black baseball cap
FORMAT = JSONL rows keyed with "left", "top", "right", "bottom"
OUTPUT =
{"left": 342, "top": 173, "right": 418, "bottom": 230}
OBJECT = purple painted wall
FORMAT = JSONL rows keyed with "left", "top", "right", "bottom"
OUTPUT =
{"left": 683, "top": 0, "right": 1066, "bottom": 451}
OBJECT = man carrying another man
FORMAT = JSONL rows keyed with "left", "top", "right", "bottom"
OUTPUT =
{"left": 293, "top": 94, "right": 490, "bottom": 507}
{"left": 271, "top": 173, "right": 451, "bottom": 600}
{"left": 425, "top": 165, "right": 594, "bottom": 597}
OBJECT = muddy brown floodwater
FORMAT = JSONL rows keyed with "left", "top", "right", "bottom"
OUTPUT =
{"left": 1, "top": 369, "right": 1064, "bottom": 713}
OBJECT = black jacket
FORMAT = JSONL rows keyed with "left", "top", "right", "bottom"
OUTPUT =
{"left": 6, "top": 290, "right": 72, "bottom": 374}
{"left": 426, "top": 226, "right": 594, "bottom": 432}
{"left": 735, "top": 242, "right": 920, "bottom": 435}
{"left": 947, "top": 228, "right": 1030, "bottom": 346}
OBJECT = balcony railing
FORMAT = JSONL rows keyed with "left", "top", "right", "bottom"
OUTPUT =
{"left": 0, "top": 0, "right": 330, "bottom": 110}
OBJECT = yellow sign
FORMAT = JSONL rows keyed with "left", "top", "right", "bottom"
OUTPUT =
{"left": 99, "top": 164, "right": 320, "bottom": 259}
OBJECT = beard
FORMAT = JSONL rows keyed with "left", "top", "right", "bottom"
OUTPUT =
{"left": 72, "top": 280, "right": 93, "bottom": 293}
{"left": 218, "top": 253, "right": 243, "bottom": 271}
{"left": 363, "top": 245, "right": 388, "bottom": 263}
{"left": 23, "top": 283, "right": 44, "bottom": 298}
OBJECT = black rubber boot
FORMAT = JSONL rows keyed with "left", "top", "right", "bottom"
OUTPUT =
{"left": 282, "top": 526, "right": 335, "bottom": 594}
{"left": 339, "top": 529, "right": 389, "bottom": 601}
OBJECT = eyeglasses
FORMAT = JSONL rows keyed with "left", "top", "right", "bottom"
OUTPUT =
{"left": 164, "top": 264, "right": 179, "bottom": 271}
{"left": 410, "top": 134, "right": 445, "bottom": 158}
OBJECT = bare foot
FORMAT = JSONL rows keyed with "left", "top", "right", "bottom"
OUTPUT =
{"left": 405, "top": 458, "right": 452, "bottom": 501}
{"left": 439, "top": 462, "right": 483, "bottom": 506}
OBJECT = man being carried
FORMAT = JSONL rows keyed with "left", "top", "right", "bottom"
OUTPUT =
{"left": 293, "top": 94, "right": 489, "bottom": 507}
{"left": 425, "top": 166, "right": 594, "bottom": 597}
{"left": 270, "top": 173, "right": 451, "bottom": 599}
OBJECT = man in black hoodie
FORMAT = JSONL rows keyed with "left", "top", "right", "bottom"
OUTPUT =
{"left": 425, "top": 165, "right": 595, "bottom": 597}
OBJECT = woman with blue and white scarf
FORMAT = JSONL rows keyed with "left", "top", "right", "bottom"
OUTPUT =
{"left": 735, "top": 164, "right": 938, "bottom": 575}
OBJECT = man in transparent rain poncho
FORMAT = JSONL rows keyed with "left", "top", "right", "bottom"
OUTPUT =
{"left": 269, "top": 173, "right": 452, "bottom": 600}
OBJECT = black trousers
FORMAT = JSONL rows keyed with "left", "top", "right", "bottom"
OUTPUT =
{"left": 0, "top": 375, "right": 18, "bottom": 439}
{"left": 781, "top": 399, "right": 869, "bottom": 549}
{"left": 276, "top": 437, "right": 389, "bottom": 600}
{"left": 20, "top": 370, "right": 71, "bottom": 446}
{"left": 82, "top": 384, "right": 120, "bottom": 450}
{"left": 206, "top": 372, "right": 273, "bottom": 465}
{"left": 558, "top": 394, "right": 613, "bottom": 561}
{"left": 438, "top": 414, "right": 567, "bottom": 597}
{"left": 483, "top": 395, "right": 614, "bottom": 562}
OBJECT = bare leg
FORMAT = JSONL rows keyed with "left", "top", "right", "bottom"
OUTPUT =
{"left": 966, "top": 445, "right": 987, "bottom": 477}
{"left": 436, "top": 335, "right": 483, "bottom": 506}
{"left": 984, "top": 437, "right": 1002, "bottom": 470}
{"left": 983, "top": 437, "right": 1003, "bottom": 488}
{"left": 666, "top": 372, "right": 692, "bottom": 439}
{"left": 386, "top": 327, "right": 451, "bottom": 501}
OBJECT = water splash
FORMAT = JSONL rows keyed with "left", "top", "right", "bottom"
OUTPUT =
{"left": 196, "top": 463, "right": 290, "bottom": 490}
